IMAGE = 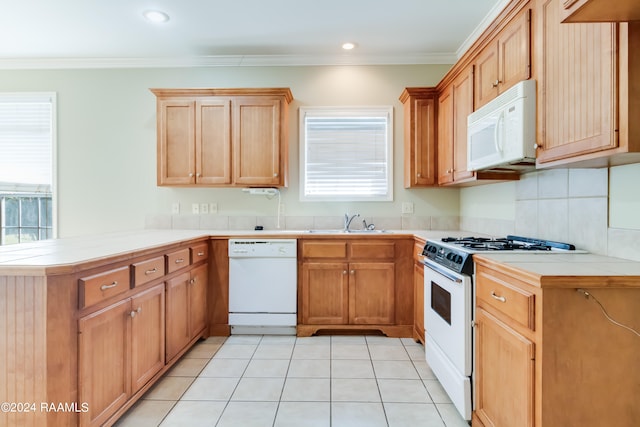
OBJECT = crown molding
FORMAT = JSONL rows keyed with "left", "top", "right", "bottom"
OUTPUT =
{"left": 0, "top": 52, "right": 457, "bottom": 70}
{"left": 456, "top": 0, "right": 512, "bottom": 58}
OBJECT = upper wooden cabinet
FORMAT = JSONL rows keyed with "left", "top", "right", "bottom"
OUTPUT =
{"left": 437, "top": 66, "right": 478, "bottom": 185}
{"left": 399, "top": 88, "right": 438, "bottom": 187}
{"left": 561, "top": 0, "right": 640, "bottom": 22}
{"left": 151, "top": 88, "right": 293, "bottom": 187}
{"left": 535, "top": 1, "right": 640, "bottom": 167}
{"left": 474, "top": 7, "right": 532, "bottom": 109}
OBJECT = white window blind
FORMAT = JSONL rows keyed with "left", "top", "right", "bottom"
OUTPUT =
{"left": 300, "top": 106, "right": 393, "bottom": 201}
{"left": 0, "top": 93, "right": 55, "bottom": 192}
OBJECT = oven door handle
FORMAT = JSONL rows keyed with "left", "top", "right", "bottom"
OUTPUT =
{"left": 423, "top": 261, "right": 463, "bottom": 283}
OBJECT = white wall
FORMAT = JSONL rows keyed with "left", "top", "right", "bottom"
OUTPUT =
{"left": 0, "top": 65, "right": 462, "bottom": 237}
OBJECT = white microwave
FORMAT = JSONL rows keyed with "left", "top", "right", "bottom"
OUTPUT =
{"left": 467, "top": 79, "right": 536, "bottom": 171}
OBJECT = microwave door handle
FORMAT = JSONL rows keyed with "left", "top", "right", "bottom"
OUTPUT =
{"left": 494, "top": 110, "right": 505, "bottom": 153}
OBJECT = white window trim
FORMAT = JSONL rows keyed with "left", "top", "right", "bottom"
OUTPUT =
{"left": 0, "top": 92, "right": 57, "bottom": 240}
{"left": 299, "top": 106, "right": 394, "bottom": 202}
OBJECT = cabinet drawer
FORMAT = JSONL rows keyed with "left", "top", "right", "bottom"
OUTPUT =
{"left": 190, "top": 243, "right": 209, "bottom": 263}
{"left": 166, "top": 248, "right": 191, "bottom": 273}
{"left": 476, "top": 269, "right": 535, "bottom": 331}
{"left": 79, "top": 266, "right": 131, "bottom": 308}
{"left": 350, "top": 242, "right": 395, "bottom": 259}
{"left": 302, "top": 241, "right": 347, "bottom": 259}
{"left": 132, "top": 256, "right": 165, "bottom": 287}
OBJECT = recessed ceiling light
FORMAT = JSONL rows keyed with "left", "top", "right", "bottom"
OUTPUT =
{"left": 143, "top": 10, "right": 170, "bottom": 23}
{"left": 342, "top": 42, "right": 357, "bottom": 50}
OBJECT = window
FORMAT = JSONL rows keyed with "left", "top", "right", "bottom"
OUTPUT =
{"left": 0, "top": 93, "right": 56, "bottom": 245}
{"left": 300, "top": 106, "right": 393, "bottom": 201}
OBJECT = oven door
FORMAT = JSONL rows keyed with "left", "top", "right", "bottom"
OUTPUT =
{"left": 424, "top": 259, "right": 472, "bottom": 376}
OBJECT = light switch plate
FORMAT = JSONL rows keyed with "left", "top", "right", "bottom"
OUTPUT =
{"left": 171, "top": 203, "right": 180, "bottom": 214}
{"left": 402, "top": 202, "right": 414, "bottom": 214}
{"left": 192, "top": 203, "right": 200, "bottom": 214}
{"left": 209, "top": 203, "right": 218, "bottom": 214}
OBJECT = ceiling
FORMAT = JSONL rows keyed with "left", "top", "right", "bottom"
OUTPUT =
{"left": 1, "top": 0, "right": 507, "bottom": 69}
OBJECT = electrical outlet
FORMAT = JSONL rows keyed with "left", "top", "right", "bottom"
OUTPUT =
{"left": 192, "top": 203, "right": 199, "bottom": 214}
{"left": 200, "top": 203, "right": 209, "bottom": 214}
{"left": 171, "top": 203, "right": 180, "bottom": 214}
{"left": 209, "top": 203, "right": 218, "bottom": 214}
{"left": 402, "top": 202, "right": 414, "bottom": 214}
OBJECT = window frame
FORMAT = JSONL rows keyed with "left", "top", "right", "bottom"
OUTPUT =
{"left": 299, "top": 105, "right": 394, "bottom": 202}
{"left": 0, "top": 92, "right": 57, "bottom": 245}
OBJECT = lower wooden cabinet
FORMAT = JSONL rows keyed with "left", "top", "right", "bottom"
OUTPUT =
{"left": 298, "top": 238, "right": 412, "bottom": 337}
{"left": 166, "top": 263, "right": 208, "bottom": 361}
{"left": 474, "top": 307, "right": 535, "bottom": 427}
{"left": 78, "top": 283, "right": 165, "bottom": 427}
{"left": 413, "top": 261, "right": 425, "bottom": 344}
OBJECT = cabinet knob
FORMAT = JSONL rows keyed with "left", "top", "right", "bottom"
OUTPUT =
{"left": 492, "top": 80, "right": 502, "bottom": 87}
{"left": 417, "top": 173, "right": 421, "bottom": 178}
{"left": 534, "top": 143, "right": 540, "bottom": 149}
{"left": 188, "top": 173, "right": 194, "bottom": 178}
{"left": 190, "top": 278, "right": 196, "bottom": 285}
{"left": 350, "top": 270, "right": 355, "bottom": 274}
{"left": 273, "top": 173, "right": 278, "bottom": 177}
{"left": 196, "top": 173, "right": 201, "bottom": 177}
{"left": 343, "top": 270, "right": 347, "bottom": 275}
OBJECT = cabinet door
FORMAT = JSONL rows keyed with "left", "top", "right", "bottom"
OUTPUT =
{"left": 165, "top": 272, "right": 191, "bottom": 361}
{"left": 189, "top": 263, "right": 208, "bottom": 339}
{"left": 404, "top": 95, "right": 437, "bottom": 187}
{"left": 437, "top": 86, "right": 455, "bottom": 185}
{"left": 301, "top": 262, "right": 349, "bottom": 324}
{"left": 349, "top": 262, "right": 395, "bottom": 325}
{"left": 474, "top": 44, "right": 500, "bottom": 109}
{"left": 78, "top": 299, "right": 131, "bottom": 427}
{"left": 475, "top": 308, "right": 535, "bottom": 427}
{"left": 157, "top": 100, "right": 195, "bottom": 185}
{"left": 413, "top": 261, "right": 425, "bottom": 343}
{"left": 452, "top": 67, "right": 475, "bottom": 182}
{"left": 561, "top": 0, "right": 640, "bottom": 22}
{"left": 538, "top": 0, "right": 617, "bottom": 164}
{"left": 498, "top": 8, "right": 531, "bottom": 93}
{"left": 232, "top": 96, "right": 283, "bottom": 186}
{"left": 131, "top": 284, "right": 165, "bottom": 393}
{"left": 196, "top": 99, "right": 232, "bottom": 184}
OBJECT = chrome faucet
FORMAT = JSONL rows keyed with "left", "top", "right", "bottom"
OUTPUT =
{"left": 344, "top": 213, "right": 360, "bottom": 232}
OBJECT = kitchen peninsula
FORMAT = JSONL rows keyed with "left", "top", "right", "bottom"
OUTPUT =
{"left": 1, "top": 229, "right": 639, "bottom": 427}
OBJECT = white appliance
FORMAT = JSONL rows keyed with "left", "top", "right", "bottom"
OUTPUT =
{"left": 228, "top": 239, "right": 297, "bottom": 335}
{"left": 467, "top": 79, "right": 537, "bottom": 171}
{"left": 422, "top": 235, "right": 579, "bottom": 421}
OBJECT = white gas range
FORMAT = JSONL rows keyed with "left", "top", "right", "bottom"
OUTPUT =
{"left": 421, "top": 235, "right": 578, "bottom": 421}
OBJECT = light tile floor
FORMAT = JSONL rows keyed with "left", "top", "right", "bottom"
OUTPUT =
{"left": 115, "top": 335, "right": 470, "bottom": 427}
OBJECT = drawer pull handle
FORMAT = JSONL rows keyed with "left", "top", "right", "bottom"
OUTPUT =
{"left": 175, "top": 258, "right": 185, "bottom": 264}
{"left": 197, "top": 251, "right": 205, "bottom": 256}
{"left": 145, "top": 268, "right": 157, "bottom": 275}
{"left": 491, "top": 291, "right": 506, "bottom": 303}
{"left": 100, "top": 281, "right": 118, "bottom": 291}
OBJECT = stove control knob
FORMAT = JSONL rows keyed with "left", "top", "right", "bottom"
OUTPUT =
{"left": 456, "top": 255, "right": 463, "bottom": 264}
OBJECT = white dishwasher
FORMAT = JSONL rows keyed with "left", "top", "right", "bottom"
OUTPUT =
{"left": 228, "top": 239, "right": 297, "bottom": 335}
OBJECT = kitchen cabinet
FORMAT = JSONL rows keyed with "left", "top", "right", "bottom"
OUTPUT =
{"left": 399, "top": 87, "right": 438, "bottom": 187}
{"left": 473, "top": 6, "right": 531, "bottom": 109}
{"left": 165, "top": 262, "right": 208, "bottom": 362}
{"left": 78, "top": 283, "right": 165, "bottom": 427}
{"left": 535, "top": 0, "right": 640, "bottom": 167}
{"left": 561, "top": 0, "right": 640, "bottom": 22}
{"left": 475, "top": 307, "right": 535, "bottom": 427}
{"left": 437, "top": 66, "right": 475, "bottom": 185}
{"left": 472, "top": 256, "right": 640, "bottom": 427}
{"left": 298, "top": 237, "right": 413, "bottom": 337}
{"left": 78, "top": 299, "right": 131, "bottom": 427}
{"left": 412, "top": 240, "right": 425, "bottom": 344}
{"left": 151, "top": 88, "right": 293, "bottom": 187}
